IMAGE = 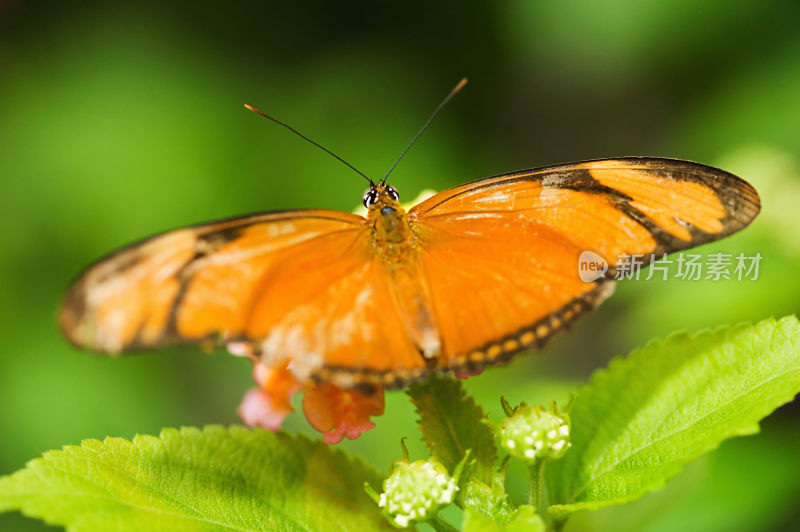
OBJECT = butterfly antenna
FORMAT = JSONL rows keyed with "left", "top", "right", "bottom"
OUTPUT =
{"left": 381, "top": 77, "right": 468, "bottom": 185}
{"left": 244, "top": 104, "right": 374, "bottom": 185}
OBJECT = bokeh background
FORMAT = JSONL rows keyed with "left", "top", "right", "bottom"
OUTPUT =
{"left": 2, "top": 1, "right": 800, "bottom": 530}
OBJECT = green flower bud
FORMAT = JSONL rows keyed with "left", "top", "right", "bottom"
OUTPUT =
{"left": 378, "top": 459, "right": 458, "bottom": 528}
{"left": 499, "top": 404, "right": 571, "bottom": 463}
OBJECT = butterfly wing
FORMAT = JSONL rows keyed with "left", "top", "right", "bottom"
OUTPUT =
{"left": 60, "top": 209, "right": 425, "bottom": 385}
{"left": 407, "top": 157, "right": 760, "bottom": 374}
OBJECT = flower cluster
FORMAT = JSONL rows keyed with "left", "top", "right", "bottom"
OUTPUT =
{"left": 378, "top": 459, "right": 458, "bottom": 528}
{"left": 498, "top": 403, "right": 571, "bottom": 463}
{"left": 231, "top": 343, "right": 384, "bottom": 444}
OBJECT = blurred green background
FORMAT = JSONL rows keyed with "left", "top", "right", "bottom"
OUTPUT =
{"left": 2, "top": 1, "right": 799, "bottom": 530}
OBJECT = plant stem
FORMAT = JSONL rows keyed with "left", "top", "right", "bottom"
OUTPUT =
{"left": 528, "top": 460, "right": 546, "bottom": 512}
{"left": 428, "top": 514, "right": 458, "bottom": 532}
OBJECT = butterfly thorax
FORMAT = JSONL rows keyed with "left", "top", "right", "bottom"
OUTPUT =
{"left": 365, "top": 186, "right": 442, "bottom": 359}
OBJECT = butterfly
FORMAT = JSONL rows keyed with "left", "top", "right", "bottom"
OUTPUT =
{"left": 59, "top": 82, "right": 760, "bottom": 391}
{"left": 59, "top": 158, "right": 760, "bottom": 387}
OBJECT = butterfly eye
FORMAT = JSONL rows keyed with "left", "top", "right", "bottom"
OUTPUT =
{"left": 363, "top": 188, "right": 379, "bottom": 208}
{"left": 386, "top": 186, "right": 400, "bottom": 201}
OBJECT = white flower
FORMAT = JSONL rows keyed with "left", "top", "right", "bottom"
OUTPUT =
{"left": 499, "top": 404, "right": 571, "bottom": 463}
{"left": 378, "top": 459, "right": 458, "bottom": 528}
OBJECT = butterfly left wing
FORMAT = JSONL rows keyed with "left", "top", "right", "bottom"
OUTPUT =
{"left": 60, "top": 208, "right": 431, "bottom": 387}
{"left": 407, "top": 157, "right": 760, "bottom": 374}
{"left": 60, "top": 210, "right": 368, "bottom": 353}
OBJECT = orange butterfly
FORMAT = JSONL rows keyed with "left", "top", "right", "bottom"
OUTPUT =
{"left": 59, "top": 82, "right": 760, "bottom": 397}
{"left": 60, "top": 157, "right": 759, "bottom": 383}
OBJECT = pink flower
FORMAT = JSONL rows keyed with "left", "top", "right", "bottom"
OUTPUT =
{"left": 302, "top": 383, "right": 385, "bottom": 444}
{"left": 237, "top": 362, "right": 302, "bottom": 431}
{"left": 454, "top": 369, "right": 484, "bottom": 380}
{"left": 233, "top": 344, "right": 385, "bottom": 444}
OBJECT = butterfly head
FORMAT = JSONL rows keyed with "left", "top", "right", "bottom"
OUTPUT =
{"left": 363, "top": 183, "right": 401, "bottom": 213}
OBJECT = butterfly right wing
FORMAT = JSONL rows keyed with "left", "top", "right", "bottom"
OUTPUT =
{"left": 406, "top": 158, "right": 760, "bottom": 374}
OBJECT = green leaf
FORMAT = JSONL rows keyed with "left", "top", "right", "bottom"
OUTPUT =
{"left": 463, "top": 509, "right": 503, "bottom": 532}
{"left": 566, "top": 423, "right": 800, "bottom": 532}
{"left": 503, "top": 505, "right": 546, "bottom": 532}
{"left": 547, "top": 316, "right": 800, "bottom": 519}
{"left": 462, "top": 505, "right": 545, "bottom": 532}
{"left": 0, "top": 425, "right": 393, "bottom": 531}
{"left": 458, "top": 477, "right": 514, "bottom": 525}
{"left": 407, "top": 376, "right": 497, "bottom": 484}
